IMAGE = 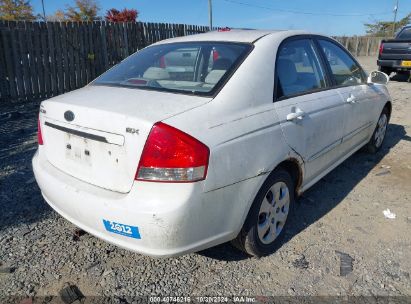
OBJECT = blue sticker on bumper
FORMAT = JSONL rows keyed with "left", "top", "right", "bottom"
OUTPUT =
{"left": 103, "top": 219, "right": 141, "bottom": 239}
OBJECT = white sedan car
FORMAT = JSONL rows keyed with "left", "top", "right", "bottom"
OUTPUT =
{"left": 33, "top": 30, "right": 391, "bottom": 257}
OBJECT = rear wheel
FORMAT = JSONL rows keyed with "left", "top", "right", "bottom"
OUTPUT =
{"left": 366, "top": 107, "right": 389, "bottom": 154}
{"left": 232, "top": 168, "right": 295, "bottom": 257}
{"left": 396, "top": 70, "right": 411, "bottom": 80}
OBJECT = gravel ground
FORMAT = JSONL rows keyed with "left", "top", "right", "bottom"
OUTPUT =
{"left": 0, "top": 57, "right": 410, "bottom": 302}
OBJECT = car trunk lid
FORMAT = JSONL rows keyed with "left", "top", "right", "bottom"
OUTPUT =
{"left": 40, "top": 85, "right": 211, "bottom": 193}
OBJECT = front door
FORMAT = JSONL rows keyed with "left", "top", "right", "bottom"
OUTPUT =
{"left": 317, "top": 39, "right": 380, "bottom": 152}
{"left": 273, "top": 38, "right": 346, "bottom": 184}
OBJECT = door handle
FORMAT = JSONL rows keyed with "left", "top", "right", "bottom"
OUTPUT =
{"left": 286, "top": 110, "right": 305, "bottom": 121}
{"left": 346, "top": 94, "right": 356, "bottom": 104}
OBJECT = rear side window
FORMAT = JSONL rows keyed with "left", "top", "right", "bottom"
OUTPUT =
{"left": 275, "top": 39, "right": 327, "bottom": 100}
{"left": 397, "top": 28, "right": 411, "bottom": 40}
{"left": 93, "top": 42, "right": 251, "bottom": 96}
{"left": 318, "top": 40, "right": 366, "bottom": 86}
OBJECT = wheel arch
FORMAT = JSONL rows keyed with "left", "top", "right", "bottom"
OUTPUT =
{"left": 276, "top": 158, "right": 304, "bottom": 197}
{"left": 235, "top": 154, "right": 305, "bottom": 238}
{"left": 232, "top": 157, "right": 304, "bottom": 254}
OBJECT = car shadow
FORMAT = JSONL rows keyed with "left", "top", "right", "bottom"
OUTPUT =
{"left": 198, "top": 123, "right": 407, "bottom": 261}
{"left": 0, "top": 102, "right": 51, "bottom": 232}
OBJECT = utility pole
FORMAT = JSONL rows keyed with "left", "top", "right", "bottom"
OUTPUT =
{"left": 392, "top": 0, "right": 399, "bottom": 36}
{"left": 208, "top": 0, "right": 213, "bottom": 31}
{"left": 41, "top": 0, "right": 47, "bottom": 21}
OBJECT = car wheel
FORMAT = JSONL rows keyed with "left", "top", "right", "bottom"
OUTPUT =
{"left": 378, "top": 67, "right": 391, "bottom": 76}
{"left": 397, "top": 70, "right": 411, "bottom": 80}
{"left": 232, "top": 168, "right": 295, "bottom": 257}
{"left": 366, "top": 107, "right": 389, "bottom": 154}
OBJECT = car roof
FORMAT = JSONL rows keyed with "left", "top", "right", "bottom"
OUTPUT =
{"left": 153, "top": 29, "right": 311, "bottom": 45}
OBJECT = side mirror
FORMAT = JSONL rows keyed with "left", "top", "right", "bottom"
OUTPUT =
{"left": 367, "top": 70, "right": 389, "bottom": 85}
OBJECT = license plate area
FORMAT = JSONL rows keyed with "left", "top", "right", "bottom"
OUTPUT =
{"left": 65, "top": 133, "right": 92, "bottom": 166}
{"left": 401, "top": 60, "right": 411, "bottom": 67}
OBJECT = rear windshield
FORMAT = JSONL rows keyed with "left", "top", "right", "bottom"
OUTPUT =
{"left": 396, "top": 28, "right": 411, "bottom": 40}
{"left": 93, "top": 42, "right": 252, "bottom": 96}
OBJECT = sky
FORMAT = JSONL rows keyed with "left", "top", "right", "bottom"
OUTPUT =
{"left": 30, "top": 0, "right": 411, "bottom": 36}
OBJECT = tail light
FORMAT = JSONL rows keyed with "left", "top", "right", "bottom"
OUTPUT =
{"left": 37, "top": 115, "right": 44, "bottom": 145}
{"left": 136, "top": 122, "right": 209, "bottom": 182}
{"left": 379, "top": 43, "right": 384, "bottom": 56}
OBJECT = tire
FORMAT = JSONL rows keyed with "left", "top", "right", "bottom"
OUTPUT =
{"left": 378, "top": 66, "right": 391, "bottom": 75}
{"left": 366, "top": 107, "right": 389, "bottom": 154}
{"left": 231, "top": 168, "right": 295, "bottom": 257}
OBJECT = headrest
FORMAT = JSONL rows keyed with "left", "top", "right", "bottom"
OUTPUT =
{"left": 205, "top": 70, "right": 226, "bottom": 84}
{"left": 143, "top": 67, "right": 170, "bottom": 80}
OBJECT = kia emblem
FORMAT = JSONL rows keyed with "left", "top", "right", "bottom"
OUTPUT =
{"left": 64, "top": 110, "right": 75, "bottom": 122}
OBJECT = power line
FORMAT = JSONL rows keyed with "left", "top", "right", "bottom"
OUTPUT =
{"left": 221, "top": 0, "right": 392, "bottom": 17}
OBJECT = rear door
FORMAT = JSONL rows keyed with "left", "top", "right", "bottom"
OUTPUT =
{"left": 316, "top": 39, "right": 379, "bottom": 151}
{"left": 273, "top": 37, "right": 345, "bottom": 183}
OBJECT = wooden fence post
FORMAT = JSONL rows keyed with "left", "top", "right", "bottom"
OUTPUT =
{"left": 366, "top": 37, "right": 370, "bottom": 56}
{"left": 355, "top": 36, "right": 359, "bottom": 57}
{"left": 101, "top": 23, "right": 109, "bottom": 71}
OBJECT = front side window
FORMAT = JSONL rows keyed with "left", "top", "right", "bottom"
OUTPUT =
{"left": 275, "top": 39, "right": 327, "bottom": 100}
{"left": 397, "top": 27, "right": 411, "bottom": 40}
{"left": 318, "top": 40, "right": 366, "bottom": 86}
{"left": 93, "top": 42, "right": 252, "bottom": 95}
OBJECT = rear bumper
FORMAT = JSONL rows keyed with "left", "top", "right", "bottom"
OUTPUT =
{"left": 32, "top": 149, "right": 248, "bottom": 257}
{"left": 377, "top": 59, "right": 411, "bottom": 70}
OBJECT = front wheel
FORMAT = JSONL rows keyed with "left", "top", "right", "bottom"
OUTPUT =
{"left": 231, "top": 168, "right": 295, "bottom": 257}
{"left": 366, "top": 107, "right": 389, "bottom": 153}
{"left": 378, "top": 66, "right": 392, "bottom": 76}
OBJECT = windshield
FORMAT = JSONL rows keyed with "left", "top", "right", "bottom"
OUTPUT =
{"left": 396, "top": 28, "right": 411, "bottom": 40}
{"left": 93, "top": 42, "right": 252, "bottom": 95}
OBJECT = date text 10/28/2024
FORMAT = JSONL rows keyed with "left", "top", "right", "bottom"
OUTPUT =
{"left": 149, "top": 296, "right": 260, "bottom": 303}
